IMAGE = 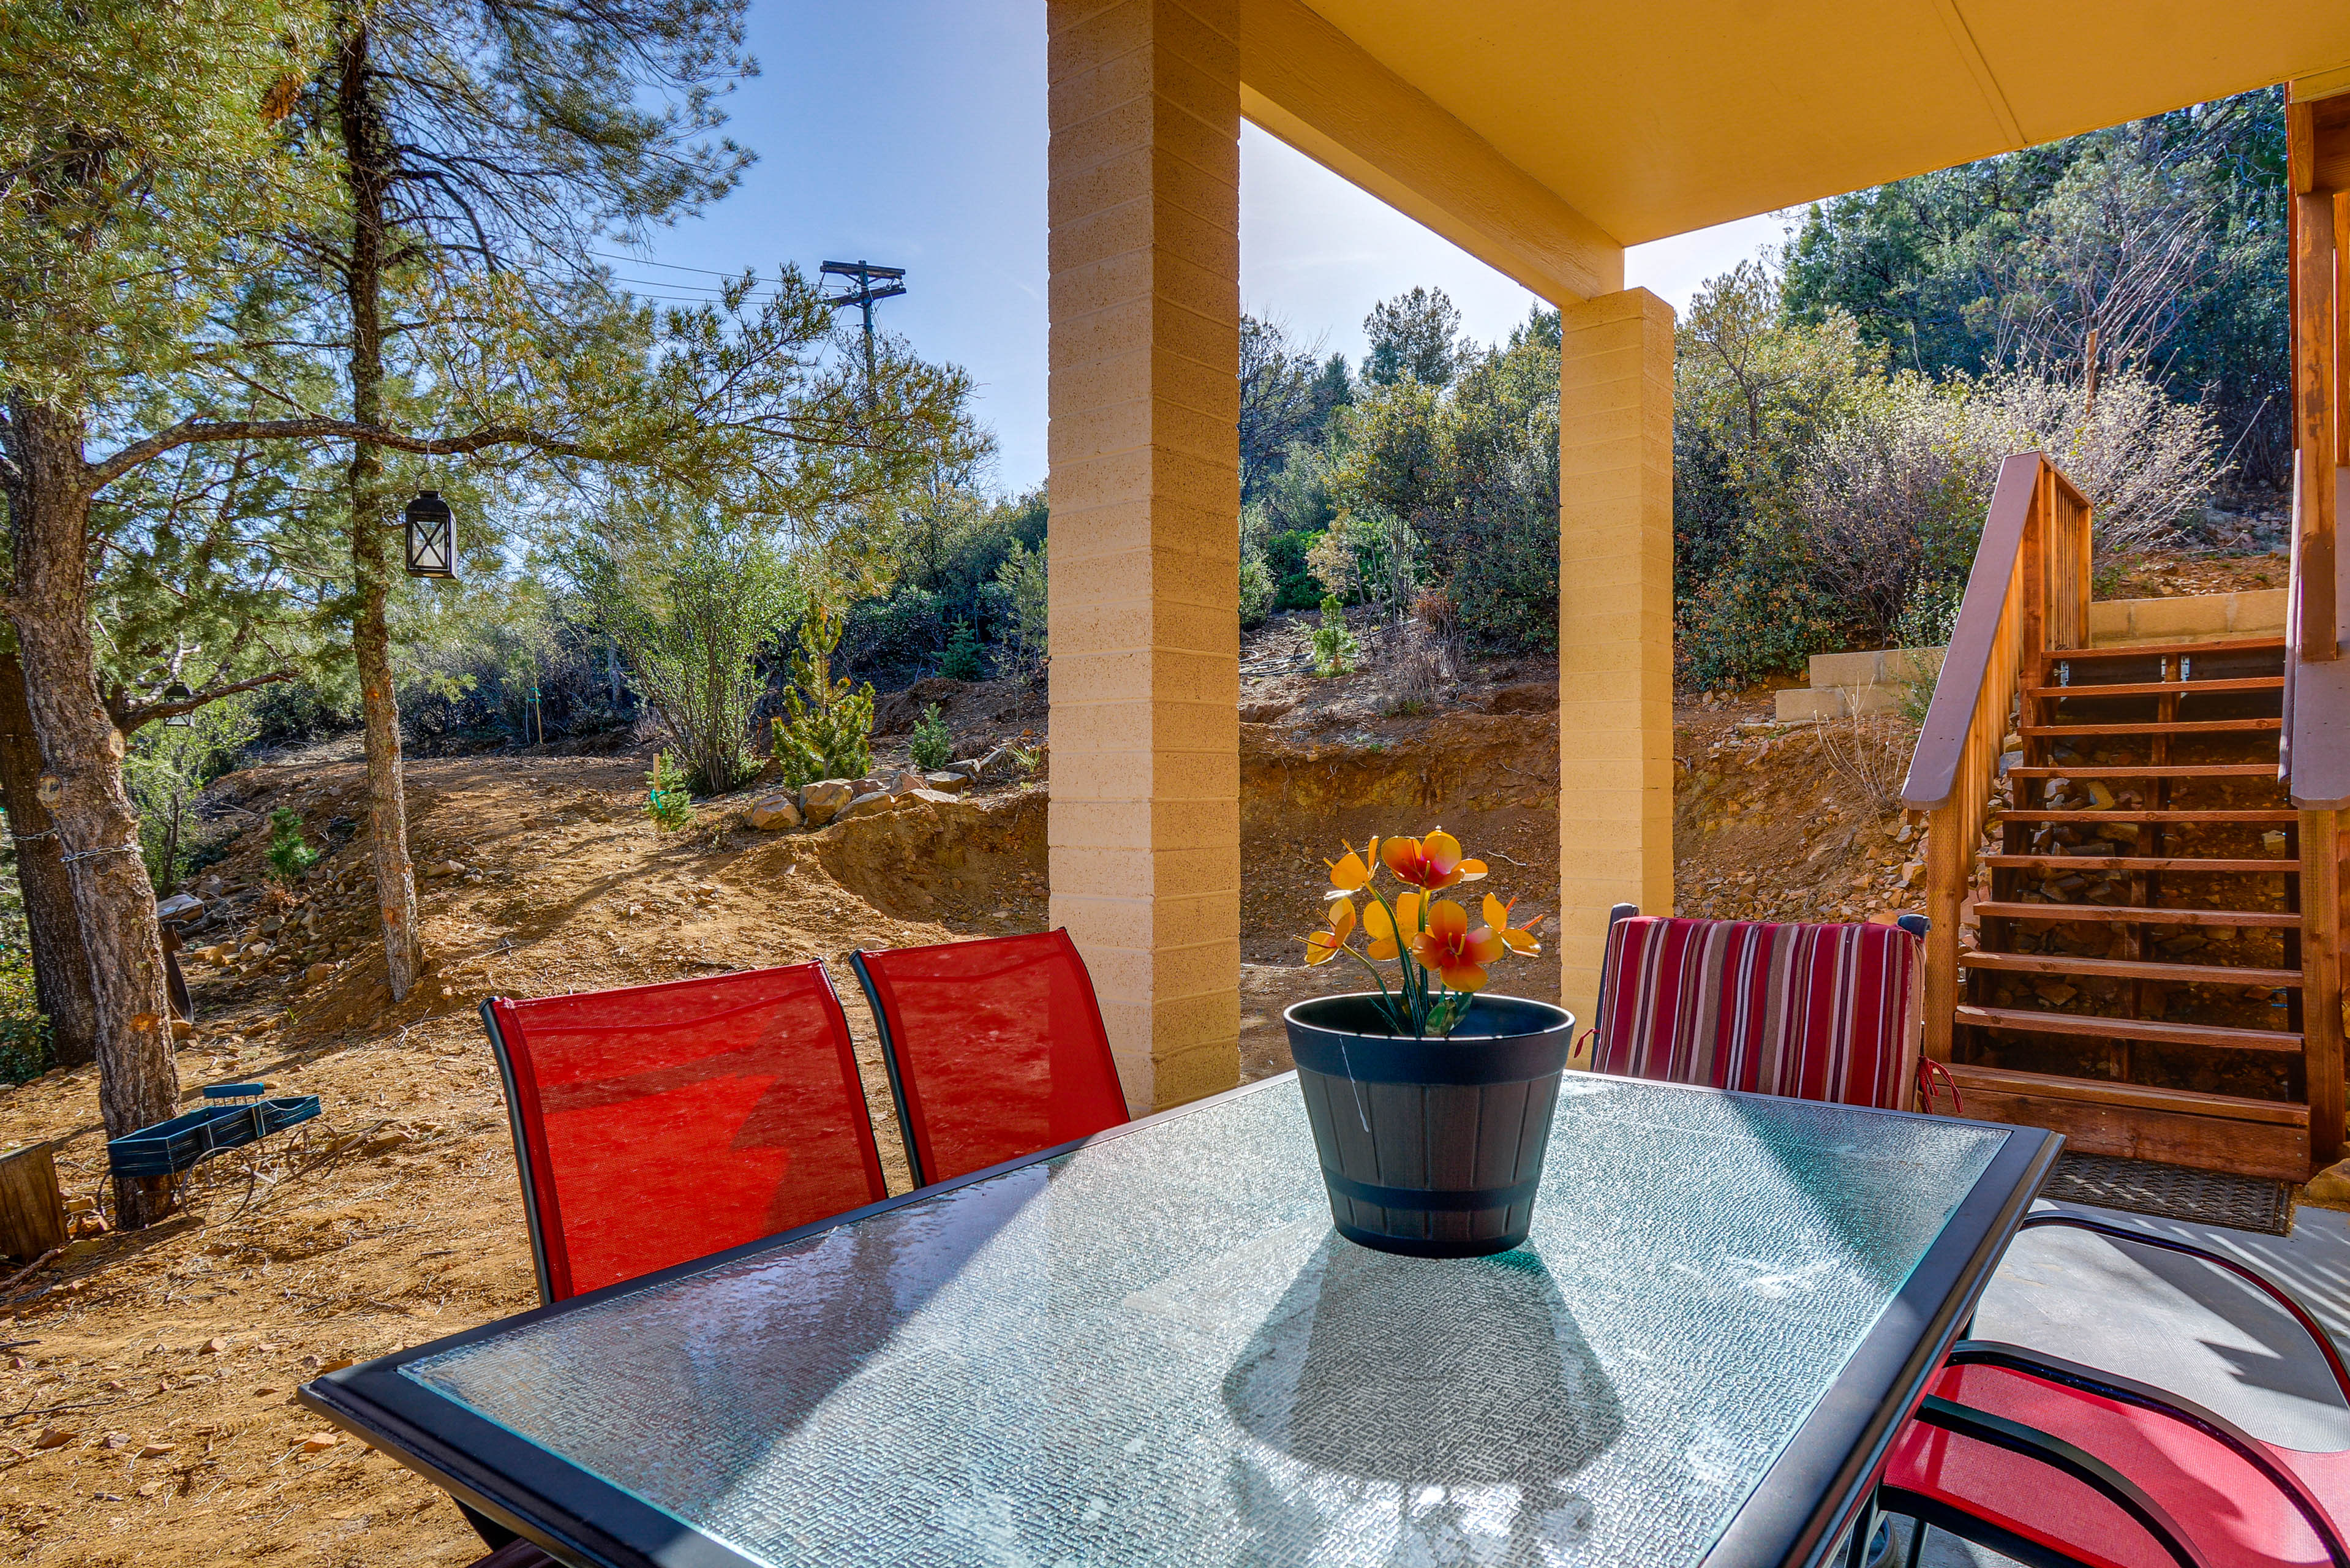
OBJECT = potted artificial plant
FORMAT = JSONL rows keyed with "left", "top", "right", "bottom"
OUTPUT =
{"left": 1289, "top": 829, "right": 1574, "bottom": 1258}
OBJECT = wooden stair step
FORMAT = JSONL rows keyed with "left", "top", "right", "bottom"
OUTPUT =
{"left": 1956, "top": 1005, "right": 2302, "bottom": 1052}
{"left": 2026, "top": 677, "right": 2283, "bottom": 698}
{"left": 1981, "top": 854, "right": 2295, "bottom": 874}
{"left": 2021, "top": 720, "right": 2281, "bottom": 736}
{"left": 1960, "top": 950, "right": 2303, "bottom": 988}
{"left": 2000, "top": 809, "right": 2300, "bottom": 824}
{"left": 1941, "top": 1063, "right": 2305, "bottom": 1126}
{"left": 2006, "top": 764, "right": 2278, "bottom": 780}
{"left": 1972, "top": 901, "right": 2298, "bottom": 927}
{"left": 2045, "top": 636, "right": 2285, "bottom": 662}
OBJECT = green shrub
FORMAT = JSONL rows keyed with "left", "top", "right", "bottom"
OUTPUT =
{"left": 772, "top": 605, "right": 876, "bottom": 786}
{"left": 1239, "top": 548, "right": 1276, "bottom": 630}
{"left": 1310, "top": 596, "right": 1361, "bottom": 677}
{"left": 0, "top": 947, "right": 48, "bottom": 1085}
{"left": 910, "top": 703, "right": 953, "bottom": 771}
{"left": 1262, "top": 529, "right": 1325, "bottom": 610}
{"left": 645, "top": 750, "right": 695, "bottom": 831}
{"left": 939, "top": 621, "right": 983, "bottom": 680}
{"left": 265, "top": 808, "right": 318, "bottom": 882}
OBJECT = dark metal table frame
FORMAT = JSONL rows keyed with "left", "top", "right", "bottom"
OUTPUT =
{"left": 299, "top": 1073, "right": 2059, "bottom": 1568}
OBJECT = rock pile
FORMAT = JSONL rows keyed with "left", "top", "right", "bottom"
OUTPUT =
{"left": 745, "top": 750, "right": 1032, "bottom": 833}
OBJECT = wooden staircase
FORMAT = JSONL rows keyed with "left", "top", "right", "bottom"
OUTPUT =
{"left": 1902, "top": 92, "right": 2350, "bottom": 1178}
{"left": 1901, "top": 458, "right": 2345, "bottom": 1181}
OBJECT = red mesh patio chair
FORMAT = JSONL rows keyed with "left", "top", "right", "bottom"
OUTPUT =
{"left": 848, "top": 930, "right": 1129, "bottom": 1187}
{"left": 1584, "top": 906, "right": 1958, "bottom": 1114}
{"left": 478, "top": 963, "right": 888, "bottom": 1305}
{"left": 1875, "top": 1213, "right": 2350, "bottom": 1568}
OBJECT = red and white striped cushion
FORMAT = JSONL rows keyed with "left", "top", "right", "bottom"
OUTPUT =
{"left": 1589, "top": 918, "right": 1923, "bottom": 1110}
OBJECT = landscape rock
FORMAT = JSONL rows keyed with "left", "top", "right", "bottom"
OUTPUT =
{"left": 922, "top": 771, "right": 969, "bottom": 794}
{"left": 891, "top": 769, "right": 928, "bottom": 795}
{"left": 421, "top": 860, "right": 467, "bottom": 879}
{"left": 975, "top": 747, "right": 1022, "bottom": 783}
{"left": 299, "top": 963, "right": 335, "bottom": 990}
{"left": 2308, "top": 1158, "right": 2350, "bottom": 1208}
{"left": 747, "top": 794, "right": 802, "bottom": 831}
{"left": 298, "top": 1431, "right": 341, "bottom": 1453}
{"left": 841, "top": 790, "right": 899, "bottom": 820}
{"left": 1238, "top": 699, "right": 1295, "bottom": 724}
{"left": 949, "top": 758, "right": 983, "bottom": 778}
{"left": 31, "top": 1428, "right": 74, "bottom": 1450}
{"left": 798, "top": 780, "right": 854, "bottom": 825}
{"left": 154, "top": 893, "right": 205, "bottom": 924}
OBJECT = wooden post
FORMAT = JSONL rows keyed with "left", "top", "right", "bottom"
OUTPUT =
{"left": 2294, "top": 183, "right": 2338, "bottom": 662}
{"left": 1923, "top": 799, "right": 1968, "bottom": 1065}
{"left": 2303, "top": 809, "right": 2346, "bottom": 1174}
{"left": 0, "top": 1144, "right": 66, "bottom": 1261}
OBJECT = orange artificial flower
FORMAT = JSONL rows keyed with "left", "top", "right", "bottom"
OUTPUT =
{"left": 1482, "top": 894, "right": 1544, "bottom": 956}
{"left": 1303, "top": 898, "right": 1357, "bottom": 965}
{"left": 1325, "top": 844, "right": 1373, "bottom": 897}
{"left": 1410, "top": 900, "right": 1505, "bottom": 992}
{"left": 1361, "top": 890, "right": 1422, "bottom": 960}
{"left": 1380, "top": 827, "right": 1488, "bottom": 890}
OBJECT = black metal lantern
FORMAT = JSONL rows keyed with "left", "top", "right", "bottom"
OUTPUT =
{"left": 162, "top": 682, "right": 194, "bottom": 728}
{"left": 403, "top": 489, "right": 456, "bottom": 579}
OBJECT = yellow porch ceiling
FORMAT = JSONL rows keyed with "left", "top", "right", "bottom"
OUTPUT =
{"left": 1286, "top": 1, "right": 2350, "bottom": 246}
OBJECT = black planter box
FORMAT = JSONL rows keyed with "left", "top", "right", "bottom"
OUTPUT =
{"left": 1284, "top": 992, "right": 1574, "bottom": 1258}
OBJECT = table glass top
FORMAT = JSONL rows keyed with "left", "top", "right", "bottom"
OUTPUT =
{"left": 407, "top": 1074, "right": 2008, "bottom": 1567}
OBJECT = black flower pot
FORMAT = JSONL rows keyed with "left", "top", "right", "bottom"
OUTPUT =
{"left": 1284, "top": 992, "right": 1575, "bottom": 1259}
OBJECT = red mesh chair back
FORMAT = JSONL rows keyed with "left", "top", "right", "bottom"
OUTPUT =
{"left": 480, "top": 964, "right": 887, "bottom": 1303}
{"left": 849, "top": 930, "right": 1130, "bottom": 1186}
{"left": 1588, "top": 914, "right": 1926, "bottom": 1110}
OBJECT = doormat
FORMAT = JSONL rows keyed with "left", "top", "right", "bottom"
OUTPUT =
{"left": 2041, "top": 1153, "right": 2292, "bottom": 1237}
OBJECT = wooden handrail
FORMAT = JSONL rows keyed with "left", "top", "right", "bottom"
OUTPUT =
{"left": 1900, "top": 451, "right": 2092, "bottom": 1069}
{"left": 1900, "top": 454, "right": 2081, "bottom": 811}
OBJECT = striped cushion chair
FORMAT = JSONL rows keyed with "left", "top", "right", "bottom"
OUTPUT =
{"left": 1587, "top": 912, "right": 1950, "bottom": 1113}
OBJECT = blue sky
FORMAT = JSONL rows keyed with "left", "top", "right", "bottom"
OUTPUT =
{"left": 627, "top": 1, "right": 1787, "bottom": 491}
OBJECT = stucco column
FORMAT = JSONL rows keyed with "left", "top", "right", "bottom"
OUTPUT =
{"left": 1045, "top": 0, "right": 1241, "bottom": 1112}
{"left": 1557, "top": 289, "right": 1676, "bottom": 1033}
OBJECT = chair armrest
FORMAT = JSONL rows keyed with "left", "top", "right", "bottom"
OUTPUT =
{"left": 1900, "top": 1394, "right": 2207, "bottom": 1568}
{"left": 2018, "top": 1213, "right": 2350, "bottom": 1404}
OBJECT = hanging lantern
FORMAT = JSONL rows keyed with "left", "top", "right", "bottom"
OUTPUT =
{"left": 403, "top": 489, "right": 456, "bottom": 579}
{"left": 163, "top": 682, "right": 194, "bottom": 728}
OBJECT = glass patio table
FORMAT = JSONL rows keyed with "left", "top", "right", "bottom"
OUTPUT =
{"left": 301, "top": 1071, "right": 2057, "bottom": 1568}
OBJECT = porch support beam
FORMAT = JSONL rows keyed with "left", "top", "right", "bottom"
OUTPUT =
{"left": 1237, "top": 0, "right": 1622, "bottom": 306}
{"left": 1045, "top": 0, "right": 1243, "bottom": 1114}
{"left": 1557, "top": 290, "right": 1677, "bottom": 1032}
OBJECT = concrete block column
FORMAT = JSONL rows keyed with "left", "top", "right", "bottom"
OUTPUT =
{"left": 1557, "top": 289, "right": 1676, "bottom": 1032}
{"left": 1046, "top": 0, "right": 1241, "bottom": 1113}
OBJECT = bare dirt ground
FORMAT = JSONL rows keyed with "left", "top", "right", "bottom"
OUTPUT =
{"left": 0, "top": 555, "right": 2267, "bottom": 1564}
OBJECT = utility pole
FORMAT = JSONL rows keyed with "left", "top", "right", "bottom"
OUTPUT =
{"left": 819, "top": 260, "right": 907, "bottom": 387}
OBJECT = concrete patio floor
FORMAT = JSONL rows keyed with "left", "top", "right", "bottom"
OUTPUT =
{"left": 1868, "top": 1194, "right": 2350, "bottom": 1566}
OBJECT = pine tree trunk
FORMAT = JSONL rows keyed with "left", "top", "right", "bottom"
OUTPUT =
{"left": 0, "top": 651, "right": 99, "bottom": 1068}
{"left": 1, "top": 400, "right": 179, "bottom": 1226}
{"left": 337, "top": 19, "right": 423, "bottom": 1002}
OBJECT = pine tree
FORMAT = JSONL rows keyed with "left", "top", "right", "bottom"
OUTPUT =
{"left": 771, "top": 606, "right": 875, "bottom": 786}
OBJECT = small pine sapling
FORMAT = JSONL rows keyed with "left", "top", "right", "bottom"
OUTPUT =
{"left": 939, "top": 621, "right": 983, "bottom": 681}
{"left": 645, "top": 750, "right": 695, "bottom": 831}
{"left": 909, "top": 703, "right": 954, "bottom": 771}
{"left": 1311, "top": 595, "right": 1362, "bottom": 677}
{"left": 266, "top": 808, "right": 319, "bottom": 882}
{"left": 772, "top": 605, "right": 876, "bottom": 786}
